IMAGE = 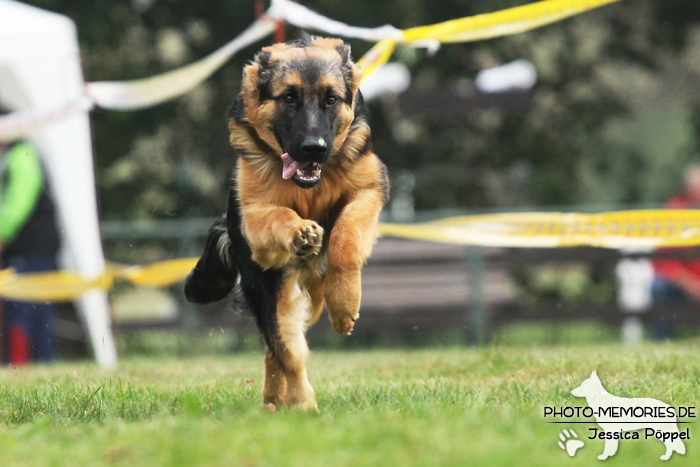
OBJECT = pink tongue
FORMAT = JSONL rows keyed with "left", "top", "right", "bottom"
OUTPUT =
{"left": 281, "top": 153, "right": 311, "bottom": 180}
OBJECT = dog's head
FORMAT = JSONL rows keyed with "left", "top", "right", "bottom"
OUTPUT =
{"left": 571, "top": 370, "right": 604, "bottom": 398}
{"left": 228, "top": 34, "right": 365, "bottom": 188}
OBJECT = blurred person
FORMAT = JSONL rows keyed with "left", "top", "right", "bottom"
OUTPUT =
{"left": 651, "top": 164, "right": 700, "bottom": 339}
{"left": 0, "top": 106, "right": 61, "bottom": 364}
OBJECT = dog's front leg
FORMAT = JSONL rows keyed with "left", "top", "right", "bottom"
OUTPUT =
{"left": 598, "top": 436, "right": 618, "bottom": 460}
{"left": 325, "top": 189, "right": 384, "bottom": 335}
{"left": 242, "top": 204, "right": 324, "bottom": 270}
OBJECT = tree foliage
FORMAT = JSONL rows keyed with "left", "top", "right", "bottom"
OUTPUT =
{"left": 24, "top": 0, "right": 700, "bottom": 218}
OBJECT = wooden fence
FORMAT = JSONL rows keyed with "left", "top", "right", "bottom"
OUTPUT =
{"left": 99, "top": 216, "right": 700, "bottom": 345}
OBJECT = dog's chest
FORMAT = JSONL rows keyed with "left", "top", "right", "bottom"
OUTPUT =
{"left": 288, "top": 249, "right": 328, "bottom": 276}
{"left": 287, "top": 193, "right": 345, "bottom": 233}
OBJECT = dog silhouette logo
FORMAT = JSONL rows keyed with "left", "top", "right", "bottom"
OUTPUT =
{"left": 571, "top": 370, "right": 686, "bottom": 461}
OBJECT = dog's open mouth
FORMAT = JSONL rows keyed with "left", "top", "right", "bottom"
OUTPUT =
{"left": 281, "top": 153, "right": 322, "bottom": 186}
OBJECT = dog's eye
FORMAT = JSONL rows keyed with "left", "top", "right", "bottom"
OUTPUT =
{"left": 327, "top": 96, "right": 338, "bottom": 106}
{"left": 282, "top": 94, "right": 295, "bottom": 104}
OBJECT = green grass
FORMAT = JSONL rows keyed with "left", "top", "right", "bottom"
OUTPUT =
{"left": 1, "top": 343, "right": 699, "bottom": 466}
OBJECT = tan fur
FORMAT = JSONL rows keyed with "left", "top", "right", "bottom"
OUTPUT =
{"left": 272, "top": 270, "right": 317, "bottom": 410}
{"left": 304, "top": 270, "right": 326, "bottom": 326}
{"left": 232, "top": 37, "right": 386, "bottom": 410}
{"left": 263, "top": 351, "right": 287, "bottom": 407}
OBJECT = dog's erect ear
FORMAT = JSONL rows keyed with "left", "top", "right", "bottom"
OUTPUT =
{"left": 295, "top": 30, "right": 314, "bottom": 47}
{"left": 336, "top": 43, "right": 351, "bottom": 65}
{"left": 253, "top": 50, "right": 273, "bottom": 80}
{"left": 241, "top": 48, "right": 274, "bottom": 101}
{"left": 249, "top": 50, "right": 275, "bottom": 101}
{"left": 353, "top": 89, "right": 370, "bottom": 123}
{"left": 591, "top": 370, "right": 598, "bottom": 379}
{"left": 336, "top": 43, "right": 363, "bottom": 103}
{"left": 254, "top": 50, "right": 271, "bottom": 70}
{"left": 227, "top": 94, "right": 245, "bottom": 124}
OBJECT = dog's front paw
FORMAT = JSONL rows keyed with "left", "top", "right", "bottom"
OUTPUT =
{"left": 331, "top": 311, "right": 358, "bottom": 335}
{"left": 289, "top": 221, "right": 323, "bottom": 257}
{"left": 325, "top": 266, "right": 361, "bottom": 335}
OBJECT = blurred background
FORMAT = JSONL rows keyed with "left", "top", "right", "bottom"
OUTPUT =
{"left": 8, "top": 0, "right": 700, "bottom": 360}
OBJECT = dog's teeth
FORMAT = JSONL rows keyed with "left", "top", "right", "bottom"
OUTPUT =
{"left": 293, "top": 167, "right": 321, "bottom": 183}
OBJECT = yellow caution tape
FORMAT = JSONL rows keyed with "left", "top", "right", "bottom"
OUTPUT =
{"left": 357, "top": 0, "right": 619, "bottom": 78}
{"left": 0, "top": 270, "right": 112, "bottom": 302}
{"left": 2, "top": 210, "right": 700, "bottom": 303}
{"left": 0, "top": 259, "right": 198, "bottom": 302}
{"left": 357, "top": 38, "right": 400, "bottom": 79}
{"left": 380, "top": 210, "right": 700, "bottom": 248}
{"left": 107, "top": 258, "right": 198, "bottom": 288}
{"left": 401, "top": 0, "right": 618, "bottom": 43}
{"left": 2, "top": 0, "right": 618, "bottom": 135}
{"left": 0, "top": 0, "right": 631, "bottom": 302}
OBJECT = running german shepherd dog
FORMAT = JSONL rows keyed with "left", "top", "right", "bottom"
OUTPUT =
{"left": 185, "top": 34, "right": 389, "bottom": 411}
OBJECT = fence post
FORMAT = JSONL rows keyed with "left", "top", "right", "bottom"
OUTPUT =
{"left": 616, "top": 255, "right": 654, "bottom": 344}
{"left": 174, "top": 222, "right": 204, "bottom": 354}
{"left": 466, "top": 247, "right": 490, "bottom": 344}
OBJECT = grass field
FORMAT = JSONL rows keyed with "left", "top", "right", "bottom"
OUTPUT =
{"left": 1, "top": 343, "right": 699, "bottom": 466}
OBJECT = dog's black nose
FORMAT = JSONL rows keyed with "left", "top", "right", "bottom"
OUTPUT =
{"left": 301, "top": 137, "right": 327, "bottom": 159}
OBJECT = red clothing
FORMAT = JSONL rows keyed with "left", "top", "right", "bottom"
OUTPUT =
{"left": 7, "top": 326, "right": 31, "bottom": 365}
{"left": 653, "top": 195, "right": 700, "bottom": 280}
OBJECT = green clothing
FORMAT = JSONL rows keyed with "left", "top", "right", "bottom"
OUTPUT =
{"left": 0, "top": 142, "right": 44, "bottom": 244}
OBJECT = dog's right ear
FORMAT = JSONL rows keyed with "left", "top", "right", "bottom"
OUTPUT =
{"left": 288, "top": 30, "right": 314, "bottom": 48}
{"left": 254, "top": 50, "right": 271, "bottom": 69}
{"left": 227, "top": 94, "right": 246, "bottom": 124}
{"left": 254, "top": 50, "right": 275, "bottom": 100}
{"left": 242, "top": 49, "right": 274, "bottom": 102}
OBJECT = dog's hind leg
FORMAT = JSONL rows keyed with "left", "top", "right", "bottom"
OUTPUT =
{"left": 661, "top": 434, "right": 686, "bottom": 460}
{"left": 273, "top": 269, "right": 317, "bottom": 411}
{"left": 185, "top": 217, "right": 238, "bottom": 304}
{"left": 263, "top": 350, "right": 287, "bottom": 410}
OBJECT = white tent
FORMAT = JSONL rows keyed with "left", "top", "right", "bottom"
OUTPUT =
{"left": 0, "top": 0, "right": 117, "bottom": 366}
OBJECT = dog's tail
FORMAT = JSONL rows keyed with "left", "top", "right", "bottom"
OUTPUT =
{"left": 184, "top": 215, "right": 238, "bottom": 304}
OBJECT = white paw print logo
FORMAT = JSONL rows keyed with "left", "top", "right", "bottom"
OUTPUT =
{"left": 558, "top": 428, "right": 584, "bottom": 457}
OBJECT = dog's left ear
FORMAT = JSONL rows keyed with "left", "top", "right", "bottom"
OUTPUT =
{"left": 337, "top": 43, "right": 363, "bottom": 100}
{"left": 336, "top": 43, "right": 351, "bottom": 65}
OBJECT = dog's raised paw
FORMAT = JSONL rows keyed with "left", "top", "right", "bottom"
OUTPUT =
{"left": 290, "top": 221, "right": 324, "bottom": 257}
